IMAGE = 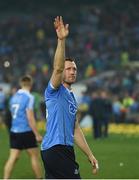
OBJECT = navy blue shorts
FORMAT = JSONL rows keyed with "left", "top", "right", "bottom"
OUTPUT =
{"left": 10, "top": 131, "right": 38, "bottom": 150}
{"left": 41, "top": 144, "right": 81, "bottom": 179}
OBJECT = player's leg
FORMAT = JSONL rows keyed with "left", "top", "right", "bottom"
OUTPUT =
{"left": 22, "top": 131, "right": 42, "bottom": 178}
{"left": 41, "top": 149, "right": 54, "bottom": 179}
{"left": 3, "top": 149, "right": 21, "bottom": 179}
{"left": 26, "top": 148, "right": 42, "bottom": 179}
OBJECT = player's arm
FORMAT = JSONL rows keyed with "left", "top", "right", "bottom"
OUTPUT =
{"left": 74, "top": 117, "right": 99, "bottom": 175}
{"left": 50, "top": 16, "right": 69, "bottom": 89}
{"left": 26, "top": 109, "right": 42, "bottom": 142}
{"left": 26, "top": 96, "right": 42, "bottom": 142}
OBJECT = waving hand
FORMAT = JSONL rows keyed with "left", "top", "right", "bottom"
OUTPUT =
{"left": 54, "top": 16, "right": 69, "bottom": 40}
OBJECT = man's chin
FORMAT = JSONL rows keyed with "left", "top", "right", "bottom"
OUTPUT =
{"left": 64, "top": 80, "right": 76, "bottom": 85}
{"left": 69, "top": 79, "right": 76, "bottom": 84}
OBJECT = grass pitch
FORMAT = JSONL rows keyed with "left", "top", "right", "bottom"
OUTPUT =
{"left": 0, "top": 125, "right": 139, "bottom": 179}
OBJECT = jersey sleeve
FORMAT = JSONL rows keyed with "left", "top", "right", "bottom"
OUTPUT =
{"left": 45, "top": 81, "right": 60, "bottom": 96}
{"left": 44, "top": 81, "right": 63, "bottom": 101}
{"left": 47, "top": 81, "right": 57, "bottom": 94}
{"left": 27, "top": 95, "right": 34, "bottom": 110}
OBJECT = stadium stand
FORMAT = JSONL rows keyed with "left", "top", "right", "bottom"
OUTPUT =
{"left": 0, "top": 0, "right": 139, "bottom": 123}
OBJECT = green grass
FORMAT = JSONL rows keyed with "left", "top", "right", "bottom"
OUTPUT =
{"left": 76, "top": 134, "right": 139, "bottom": 179}
{"left": 0, "top": 127, "right": 139, "bottom": 179}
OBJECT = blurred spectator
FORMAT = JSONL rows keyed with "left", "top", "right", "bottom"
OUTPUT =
{"left": 112, "top": 95, "right": 124, "bottom": 123}
{"left": 89, "top": 90, "right": 103, "bottom": 139}
{"left": 78, "top": 91, "right": 91, "bottom": 122}
{"left": 32, "top": 91, "right": 43, "bottom": 120}
{"left": 100, "top": 90, "right": 112, "bottom": 137}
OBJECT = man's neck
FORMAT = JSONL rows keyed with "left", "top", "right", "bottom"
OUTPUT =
{"left": 63, "top": 82, "right": 71, "bottom": 90}
{"left": 21, "top": 87, "right": 30, "bottom": 92}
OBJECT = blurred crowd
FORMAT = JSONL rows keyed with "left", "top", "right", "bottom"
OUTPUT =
{"left": 0, "top": 0, "right": 139, "bottom": 130}
{"left": 77, "top": 67, "right": 139, "bottom": 127}
{"left": 0, "top": 0, "right": 139, "bottom": 92}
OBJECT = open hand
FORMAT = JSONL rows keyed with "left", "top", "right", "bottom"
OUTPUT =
{"left": 54, "top": 16, "right": 69, "bottom": 40}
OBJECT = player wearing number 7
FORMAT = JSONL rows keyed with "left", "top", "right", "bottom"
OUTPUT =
{"left": 3, "top": 75, "right": 42, "bottom": 179}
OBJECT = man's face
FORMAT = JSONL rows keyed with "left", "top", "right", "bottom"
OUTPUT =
{"left": 63, "top": 61, "right": 77, "bottom": 85}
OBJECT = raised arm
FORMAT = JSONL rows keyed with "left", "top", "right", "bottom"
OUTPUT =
{"left": 50, "top": 16, "right": 69, "bottom": 88}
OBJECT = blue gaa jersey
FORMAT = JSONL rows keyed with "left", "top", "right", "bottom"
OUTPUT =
{"left": 41, "top": 81, "right": 78, "bottom": 150}
{"left": 10, "top": 89, "right": 34, "bottom": 133}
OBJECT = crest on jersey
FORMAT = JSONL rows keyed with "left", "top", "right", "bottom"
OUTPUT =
{"left": 68, "top": 100, "right": 77, "bottom": 115}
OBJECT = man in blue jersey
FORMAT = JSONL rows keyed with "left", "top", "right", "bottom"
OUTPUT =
{"left": 41, "top": 16, "right": 99, "bottom": 179}
{"left": 4, "top": 75, "right": 42, "bottom": 179}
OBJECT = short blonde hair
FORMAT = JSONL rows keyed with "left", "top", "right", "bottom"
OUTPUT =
{"left": 19, "top": 75, "right": 33, "bottom": 87}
